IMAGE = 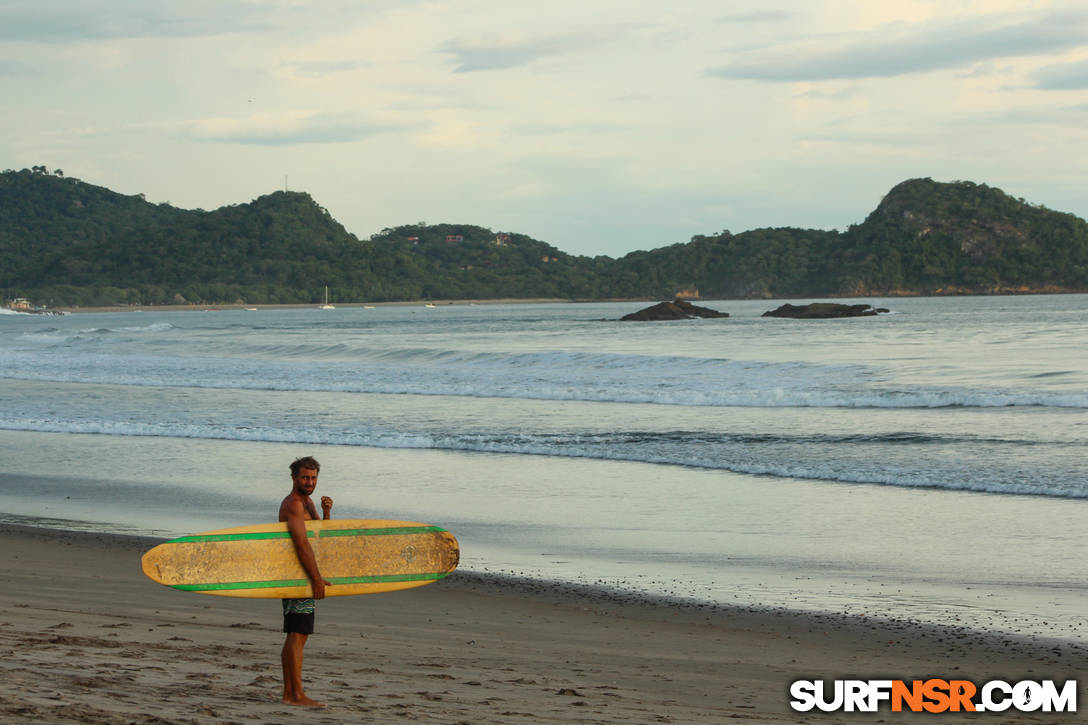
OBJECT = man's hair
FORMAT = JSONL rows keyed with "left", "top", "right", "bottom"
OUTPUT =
{"left": 290, "top": 456, "right": 321, "bottom": 476}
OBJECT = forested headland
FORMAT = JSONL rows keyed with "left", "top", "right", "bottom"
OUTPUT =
{"left": 2, "top": 166, "right": 1086, "bottom": 306}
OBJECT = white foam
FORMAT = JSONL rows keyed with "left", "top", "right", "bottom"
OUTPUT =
{"left": 1, "top": 416, "right": 1082, "bottom": 499}
{"left": 0, "top": 354, "right": 1084, "bottom": 410}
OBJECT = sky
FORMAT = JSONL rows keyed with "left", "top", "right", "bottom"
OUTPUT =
{"left": 3, "top": 0, "right": 1088, "bottom": 258}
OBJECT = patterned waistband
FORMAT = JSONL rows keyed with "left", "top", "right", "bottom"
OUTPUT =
{"left": 282, "top": 597, "right": 316, "bottom": 615}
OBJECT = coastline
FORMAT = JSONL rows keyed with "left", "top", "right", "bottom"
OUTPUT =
{"left": 50, "top": 298, "right": 591, "bottom": 314}
{"left": 37, "top": 288, "right": 1087, "bottom": 314}
{"left": 1, "top": 523, "right": 1084, "bottom": 723}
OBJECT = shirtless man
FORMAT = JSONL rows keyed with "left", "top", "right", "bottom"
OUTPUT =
{"left": 279, "top": 455, "right": 333, "bottom": 707}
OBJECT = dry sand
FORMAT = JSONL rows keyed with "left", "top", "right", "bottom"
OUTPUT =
{"left": 0, "top": 523, "right": 1084, "bottom": 724}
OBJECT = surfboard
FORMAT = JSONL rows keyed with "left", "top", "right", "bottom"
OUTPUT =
{"left": 141, "top": 519, "right": 459, "bottom": 599}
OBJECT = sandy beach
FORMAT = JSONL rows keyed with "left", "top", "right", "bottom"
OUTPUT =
{"left": 0, "top": 524, "right": 1083, "bottom": 724}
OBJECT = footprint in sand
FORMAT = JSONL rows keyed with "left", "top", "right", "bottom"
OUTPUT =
{"left": 248, "top": 675, "right": 279, "bottom": 687}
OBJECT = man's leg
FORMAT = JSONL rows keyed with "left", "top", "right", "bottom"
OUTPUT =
{"left": 281, "top": 632, "right": 325, "bottom": 707}
{"left": 282, "top": 632, "right": 305, "bottom": 702}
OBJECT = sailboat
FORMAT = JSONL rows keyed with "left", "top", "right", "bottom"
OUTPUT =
{"left": 320, "top": 286, "right": 335, "bottom": 310}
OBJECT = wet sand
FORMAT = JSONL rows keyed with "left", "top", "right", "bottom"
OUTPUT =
{"left": 0, "top": 523, "right": 1084, "bottom": 723}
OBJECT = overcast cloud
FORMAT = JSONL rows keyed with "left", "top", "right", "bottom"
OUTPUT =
{"left": 0, "top": 1, "right": 279, "bottom": 42}
{"left": 441, "top": 28, "right": 626, "bottom": 72}
{"left": 710, "top": 12, "right": 1088, "bottom": 81}
{"left": 1032, "top": 59, "right": 1088, "bottom": 90}
{"left": 186, "top": 112, "right": 405, "bottom": 147}
{"left": 3, "top": 1, "right": 1087, "bottom": 257}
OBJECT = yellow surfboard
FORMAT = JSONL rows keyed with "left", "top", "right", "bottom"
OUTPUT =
{"left": 141, "top": 519, "right": 459, "bottom": 599}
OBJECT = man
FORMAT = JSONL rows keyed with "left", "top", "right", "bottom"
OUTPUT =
{"left": 279, "top": 455, "right": 333, "bottom": 707}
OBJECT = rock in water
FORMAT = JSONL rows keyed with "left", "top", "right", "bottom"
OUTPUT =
{"left": 762, "top": 303, "right": 889, "bottom": 319}
{"left": 620, "top": 299, "right": 729, "bottom": 321}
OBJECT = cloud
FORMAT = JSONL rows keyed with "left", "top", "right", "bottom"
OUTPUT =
{"left": 186, "top": 112, "right": 402, "bottom": 146}
{"left": 793, "top": 86, "right": 863, "bottom": 101}
{"left": 798, "top": 128, "right": 941, "bottom": 149}
{"left": 954, "top": 104, "right": 1088, "bottom": 128}
{"left": 955, "top": 61, "right": 1015, "bottom": 79}
{"left": 1031, "top": 59, "right": 1088, "bottom": 89}
{"left": 0, "top": 60, "right": 34, "bottom": 76}
{"left": 513, "top": 120, "right": 627, "bottom": 137}
{"left": 284, "top": 59, "right": 374, "bottom": 78}
{"left": 709, "top": 12, "right": 1088, "bottom": 82}
{"left": 0, "top": 1, "right": 276, "bottom": 42}
{"left": 440, "top": 28, "right": 624, "bottom": 72}
{"left": 799, "top": 102, "right": 1088, "bottom": 149}
{"left": 718, "top": 11, "right": 794, "bottom": 24}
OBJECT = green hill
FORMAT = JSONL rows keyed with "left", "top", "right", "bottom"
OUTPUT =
{"left": 603, "top": 178, "right": 1088, "bottom": 299}
{"left": 837, "top": 178, "right": 1088, "bottom": 295}
{"left": 0, "top": 167, "right": 590, "bottom": 305}
{"left": 2, "top": 167, "right": 1086, "bottom": 306}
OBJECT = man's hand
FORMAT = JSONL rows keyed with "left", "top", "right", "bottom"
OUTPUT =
{"left": 312, "top": 577, "right": 333, "bottom": 600}
{"left": 321, "top": 496, "right": 333, "bottom": 520}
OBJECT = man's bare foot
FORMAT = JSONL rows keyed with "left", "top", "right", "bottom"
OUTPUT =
{"left": 283, "top": 694, "right": 327, "bottom": 708}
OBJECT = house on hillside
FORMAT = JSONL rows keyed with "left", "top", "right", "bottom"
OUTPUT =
{"left": 445, "top": 234, "right": 464, "bottom": 243}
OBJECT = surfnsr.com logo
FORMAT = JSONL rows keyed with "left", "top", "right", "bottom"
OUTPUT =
{"left": 789, "top": 679, "right": 1077, "bottom": 713}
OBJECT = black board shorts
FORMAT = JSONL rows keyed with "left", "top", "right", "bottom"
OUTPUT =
{"left": 283, "top": 611, "right": 315, "bottom": 635}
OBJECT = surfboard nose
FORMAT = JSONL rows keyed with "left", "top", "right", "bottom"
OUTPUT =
{"left": 438, "top": 530, "right": 460, "bottom": 572}
{"left": 141, "top": 546, "right": 166, "bottom": 584}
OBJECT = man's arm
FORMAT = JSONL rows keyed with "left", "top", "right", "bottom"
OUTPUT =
{"left": 321, "top": 496, "right": 333, "bottom": 520}
{"left": 284, "top": 498, "right": 330, "bottom": 599}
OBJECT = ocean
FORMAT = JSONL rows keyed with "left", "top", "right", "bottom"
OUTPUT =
{"left": 1, "top": 296, "right": 1085, "bottom": 642}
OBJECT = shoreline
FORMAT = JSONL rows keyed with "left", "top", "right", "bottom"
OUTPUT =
{"left": 7, "top": 288, "right": 1084, "bottom": 314}
{"left": 52, "top": 297, "right": 588, "bottom": 314}
{"left": 2, "top": 523, "right": 1085, "bottom": 723}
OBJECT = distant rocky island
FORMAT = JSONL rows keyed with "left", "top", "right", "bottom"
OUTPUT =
{"left": 618, "top": 300, "right": 890, "bottom": 321}
{"left": 620, "top": 299, "right": 730, "bottom": 321}
{"left": 2, "top": 167, "right": 1086, "bottom": 307}
{"left": 762, "top": 303, "right": 889, "bottom": 319}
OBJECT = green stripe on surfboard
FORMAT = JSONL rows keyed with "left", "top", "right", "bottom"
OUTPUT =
{"left": 170, "top": 571, "right": 450, "bottom": 592}
{"left": 320, "top": 526, "right": 445, "bottom": 537}
{"left": 169, "top": 531, "right": 296, "bottom": 543}
{"left": 168, "top": 525, "right": 444, "bottom": 544}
